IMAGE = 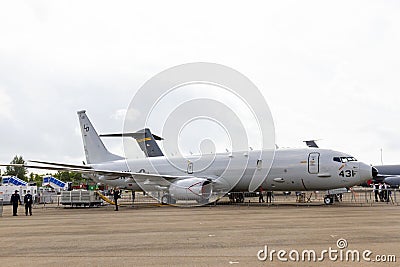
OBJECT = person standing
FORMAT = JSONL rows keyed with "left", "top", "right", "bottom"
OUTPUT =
{"left": 113, "top": 188, "right": 121, "bottom": 211}
{"left": 373, "top": 183, "right": 379, "bottom": 202}
{"left": 266, "top": 191, "right": 273, "bottom": 203}
{"left": 24, "top": 190, "right": 33, "bottom": 216}
{"left": 258, "top": 187, "right": 265, "bottom": 203}
{"left": 10, "top": 190, "right": 21, "bottom": 216}
{"left": 378, "top": 183, "right": 384, "bottom": 202}
{"left": 383, "top": 183, "right": 389, "bottom": 202}
{"left": 131, "top": 190, "right": 136, "bottom": 206}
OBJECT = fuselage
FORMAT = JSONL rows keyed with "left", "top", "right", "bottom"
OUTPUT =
{"left": 90, "top": 148, "right": 374, "bottom": 192}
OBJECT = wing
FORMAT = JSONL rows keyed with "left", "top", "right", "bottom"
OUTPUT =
{"left": 0, "top": 162, "right": 194, "bottom": 182}
{"left": 28, "top": 160, "right": 92, "bottom": 169}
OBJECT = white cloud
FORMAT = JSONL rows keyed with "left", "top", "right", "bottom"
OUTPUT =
{"left": 0, "top": 87, "right": 13, "bottom": 119}
{"left": 111, "top": 108, "right": 127, "bottom": 121}
{"left": 0, "top": 0, "right": 399, "bottom": 168}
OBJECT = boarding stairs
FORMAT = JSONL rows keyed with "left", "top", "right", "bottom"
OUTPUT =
{"left": 1, "top": 176, "right": 28, "bottom": 186}
{"left": 42, "top": 176, "right": 67, "bottom": 191}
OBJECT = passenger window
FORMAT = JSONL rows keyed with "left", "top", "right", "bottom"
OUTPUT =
{"left": 340, "top": 157, "right": 348, "bottom": 163}
{"left": 333, "top": 157, "right": 341, "bottom": 162}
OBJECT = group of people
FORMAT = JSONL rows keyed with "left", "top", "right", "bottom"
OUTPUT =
{"left": 373, "top": 183, "right": 391, "bottom": 202}
{"left": 10, "top": 190, "right": 33, "bottom": 216}
{"left": 111, "top": 188, "right": 136, "bottom": 211}
{"left": 10, "top": 187, "right": 130, "bottom": 216}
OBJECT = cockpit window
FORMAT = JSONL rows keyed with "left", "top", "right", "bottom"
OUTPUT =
{"left": 333, "top": 157, "right": 358, "bottom": 163}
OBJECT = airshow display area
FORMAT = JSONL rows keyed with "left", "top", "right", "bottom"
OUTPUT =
{"left": 0, "top": 109, "right": 399, "bottom": 266}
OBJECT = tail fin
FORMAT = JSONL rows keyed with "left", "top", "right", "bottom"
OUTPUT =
{"left": 135, "top": 128, "right": 164, "bottom": 157}
{"left": 100, "top": 128, "right": 164, "bottom": 157}
{"left": 77, "top": 110, "right": 124, "bottom": 164}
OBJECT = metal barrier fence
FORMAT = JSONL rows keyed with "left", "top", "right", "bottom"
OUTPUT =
{"left": 114, "top": 188, "right": 400, "bottom": 207}
{"left": 47, "top": 189, "right": 400, "bottom": 207}
{"left": 216, "top": 188, "right": 400, "bottom": 206}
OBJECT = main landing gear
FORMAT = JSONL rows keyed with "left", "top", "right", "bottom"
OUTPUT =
{"left": 161, "top": 194, "right": 176, "bottom": 205}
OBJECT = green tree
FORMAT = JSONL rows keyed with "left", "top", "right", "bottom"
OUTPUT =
{"left": 28, "top": 172, "right": 43, "bottom": 185}
{"left": 54, "top": 171, "right": 83, "bottom": 185}
{"left": 5, "top": 155, "right": 27, "bottom": 180}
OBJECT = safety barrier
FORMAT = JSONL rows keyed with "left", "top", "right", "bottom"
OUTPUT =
{"left": 54, "top": 188, "right": 400, "bottom": 207}
{"left": 214, "top": 188, "right": 400, "bottom": 206}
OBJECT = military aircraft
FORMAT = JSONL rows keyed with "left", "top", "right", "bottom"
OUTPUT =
{"left": 372, "top": 165, "right": 400, "bottom": 187}
{"left": 1, "top": 111, "right": 377, "bottom": 205}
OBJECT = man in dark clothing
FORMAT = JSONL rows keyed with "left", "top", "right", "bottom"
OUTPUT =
{"left": 266, "top": 191, "right": 273, "bottom": 203}
{"left": 24, "top": 190, "right": 33, "bottom": 216}
{"left": 113, "top": 188, "right": 121, "bottom": 211}
{"left": 10, "top": 190, "right": 21, "bottom": 216}
{"left": 374, "top": 183, "right": 379, "bottom": 202}
{"left": 131, "top": 190, "right": 136, "bottom": 206}
{"left": 258, "top": 187, "right": 264, "bottom": 203}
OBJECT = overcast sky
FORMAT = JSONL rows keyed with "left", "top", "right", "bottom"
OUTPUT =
{"left": 1, "top": 0, "right": 399, "bottom": 174}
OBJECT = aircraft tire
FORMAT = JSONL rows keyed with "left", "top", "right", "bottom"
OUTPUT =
{"left": 324, "top": 196, "right": 333, "bottom": 205}
{"left": 161, "top": 195, "right": 171, "bottom": 205}
{"left": 161, "top": 194, "right": 176, "bottom": 205}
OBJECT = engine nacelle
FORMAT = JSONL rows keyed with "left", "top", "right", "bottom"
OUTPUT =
{"left": 169, "top": 178, "right": 212, "bottom": 201}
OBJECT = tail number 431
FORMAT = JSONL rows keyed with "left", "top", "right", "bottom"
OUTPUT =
{"left": 339, "top": 170, "right": 357, "bottom": 177}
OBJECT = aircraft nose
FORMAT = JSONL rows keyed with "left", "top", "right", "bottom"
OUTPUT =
{"left": 358, "top": 162, "right": 375, "bottom": 183}
{"left": 372, "top": 167, "right": 379, "bottom": 178}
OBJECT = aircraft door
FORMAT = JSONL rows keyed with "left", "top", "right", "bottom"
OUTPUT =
{"left": 308, "top": 152, "right": 320, "bottom": 174}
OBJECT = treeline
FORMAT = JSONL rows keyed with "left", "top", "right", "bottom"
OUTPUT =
{"left": 2, "top": 155, "right": 84, "bottom": 185}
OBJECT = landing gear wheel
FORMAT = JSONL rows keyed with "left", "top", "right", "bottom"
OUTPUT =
{"left": 324, "top": 196, "right": 334, "bottom": 205}
{"left": 161, "top": 194, "right": 176, "bottom": 205}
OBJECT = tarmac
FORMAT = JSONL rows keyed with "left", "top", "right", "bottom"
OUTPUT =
{"left": 0, "top": 203, "right": 399, "bottom": 267}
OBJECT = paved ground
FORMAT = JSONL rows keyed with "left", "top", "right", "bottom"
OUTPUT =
{"left": 0, "top": 203, "right": 399, "bottom": 266}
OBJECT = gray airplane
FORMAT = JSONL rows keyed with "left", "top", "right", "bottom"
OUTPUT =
{"left": 373, "top": 165, "right": 400, "bottom": 186}
{"left": 1, "top": 110, "right": 377, "bottom": 205}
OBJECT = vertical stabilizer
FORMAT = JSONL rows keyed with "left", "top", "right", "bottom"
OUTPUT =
{"left": 134, "top": 128, "right": 164, "bottom": 157}
{"left": 77, "top": 111, "right": 124, "bottom": 164}
{"left": 99, "top": 128, "right": 164, "bottom": 157}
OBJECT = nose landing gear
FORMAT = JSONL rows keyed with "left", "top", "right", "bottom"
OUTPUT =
{"left": 324, "top": 195, "right": 334, "bottom": 205}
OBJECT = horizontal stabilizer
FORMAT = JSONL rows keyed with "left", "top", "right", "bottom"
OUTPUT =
{"left": 100, "top": 132, "right": 164, "bottom": 141}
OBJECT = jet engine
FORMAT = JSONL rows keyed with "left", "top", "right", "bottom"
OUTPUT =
{"left": 169, "top": 177, "right": 212, "bottom": 201}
